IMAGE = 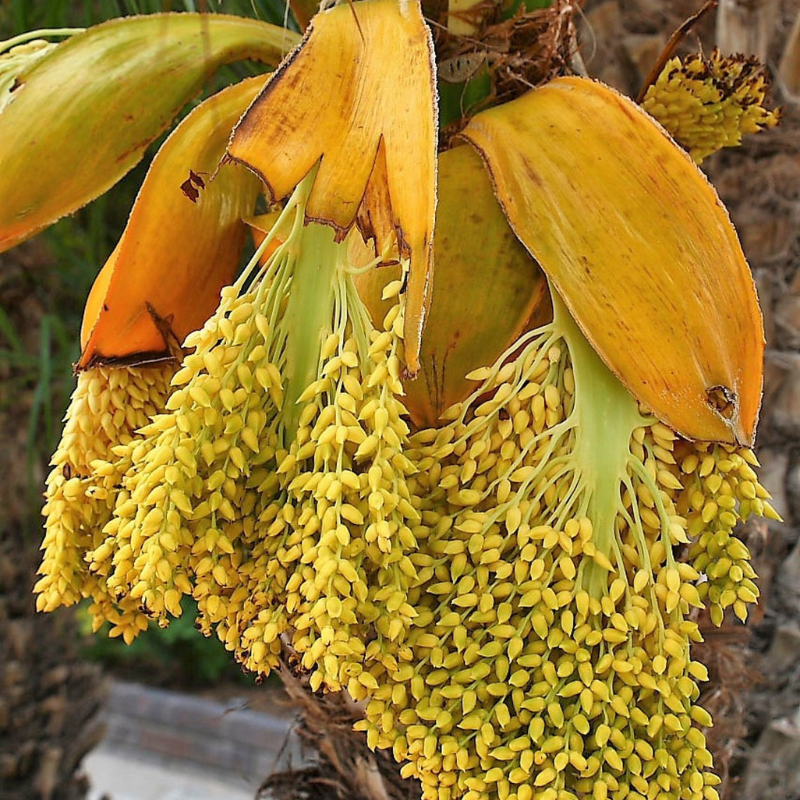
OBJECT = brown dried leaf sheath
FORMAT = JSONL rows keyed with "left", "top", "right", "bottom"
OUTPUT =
{"left": 462, "top": 76, "right": 764, "bottom": 446}
{"left": 78, "top": 78, "right": 264, "bottom": 369}
{"left": 227, "top": 0, "right": 437, "bottom": 376}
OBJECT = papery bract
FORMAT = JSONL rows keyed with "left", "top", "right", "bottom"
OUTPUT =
{"left": 462, "top": 76, "right": 764, "bottom": 445}
{"left": 79, "top": 77, "right": 265, "bottom": 367}
{"left": 228, "top": 0, "right": 437, "bottom": 375}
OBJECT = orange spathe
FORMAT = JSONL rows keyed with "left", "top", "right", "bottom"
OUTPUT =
{"left": 228, "top": 0, "right": 437, "bottom": 376}
{"left": 79, "top": 77, "right": 264, "bottom": 368}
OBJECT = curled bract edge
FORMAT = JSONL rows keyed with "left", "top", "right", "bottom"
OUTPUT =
{"left": 227, "top": 0, "right": 438, "bottom": 376}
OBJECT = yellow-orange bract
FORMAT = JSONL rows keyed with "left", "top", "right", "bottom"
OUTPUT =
{"left": 462, "top": 76, "right": 764, "bottom": 446}
{"left": 228, "top": 0, "right": 437, "bottom": 376}
{"left": 357, "top": 145, "right": 551, "bottom": 426}
{"left": 79, "top": 78, "right": 264, "bottom": 368}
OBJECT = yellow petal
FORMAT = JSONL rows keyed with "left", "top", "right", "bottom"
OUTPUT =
{"left": 78, "top": 77, "right": 265, "bottom": 368}
{"left": 0, "top": 14, "right": 297, "bottom": 253}
{"left": 228, "top": 0, "right": 437, "bottom": 376}
{"left": 461, "top": 76, "right": 763, "bottom": 446}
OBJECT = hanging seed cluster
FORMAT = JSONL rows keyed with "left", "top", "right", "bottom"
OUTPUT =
{"left": 37, "top": 215, "right": 775, "bottom": 800}
{"left": 84, "top": 283, "right": 285, "bottom": 632}
{"left": 349, "top": 315, "right": 776, "bottom": 800}
{"left": 269, "top": 279, "right": 422, "bottom": 692}
{"left": 642, "top": 48, "right": 780, "bottom": 163}
{"left": 37, "top": 363, "right": 175, "bottom": 641}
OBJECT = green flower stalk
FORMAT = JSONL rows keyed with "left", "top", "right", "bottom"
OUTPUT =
{"left": 642, "top": 49, "right": 780, "bottom": 163}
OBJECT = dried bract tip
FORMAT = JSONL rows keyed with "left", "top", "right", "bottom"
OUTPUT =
{"left": 79, "top": 78, "right": 264, "bottom": 368}
{"left": 642, "top": 49, "right": 781, "bottom": 163}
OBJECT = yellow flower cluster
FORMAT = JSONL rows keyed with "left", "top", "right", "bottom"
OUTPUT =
{"left": 37, "top": 363, "right": 175, "bottom": 641}
{"left": 38, "top": 173, "right": 420, "bottom": 692}
{"left": 270, "top": 284, "right": 421, "bottom": 692}
{"left": 348, "top": 294, "right": 775, "bottom": 800}
{"left": 642, "top": 49, "right": 780, "bottom": 162}
{"left": 84, "top": 281, "right": 284, "bottom": 629}
{"left": 38, "top": 183, "right": 774, "bottom": 800}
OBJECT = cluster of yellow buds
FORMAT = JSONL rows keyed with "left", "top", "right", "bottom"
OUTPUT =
{"left": 37, "top": 242, "right": 774, "bottom": 800}
{"left": 642, "top": 49, "right": 780, "bottom": 162}
{"left": 272, "top": 279, "right": 421, "bottom": 691}
{"left": 38, "top": 172, "right": 424, "bottom": 693}
{"left": 349, "top": 291, "right": 776, "bottom": 800}
{"left": 37, "top": 363, "right": 175, "bottom": 641}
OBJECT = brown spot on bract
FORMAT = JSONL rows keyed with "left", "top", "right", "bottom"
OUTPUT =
{"left": 180, "top": 169, "right": 206, "bottom": 203}
{"left": 180, "top": 178, "right": 199, "bottom": 203}
{"left": 706, "top": 385, "right": 737, "bottom": 419}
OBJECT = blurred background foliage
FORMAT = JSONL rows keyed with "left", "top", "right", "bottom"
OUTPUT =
{"left": 0, "top": 0, "right": 290, "bottom": 688}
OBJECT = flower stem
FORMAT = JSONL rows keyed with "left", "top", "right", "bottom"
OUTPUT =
{"left": 554, "top": 290, "right": 647, "bottom": 598}
{"left": 281, "top": 222, "right": 340, "bottom": 439}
